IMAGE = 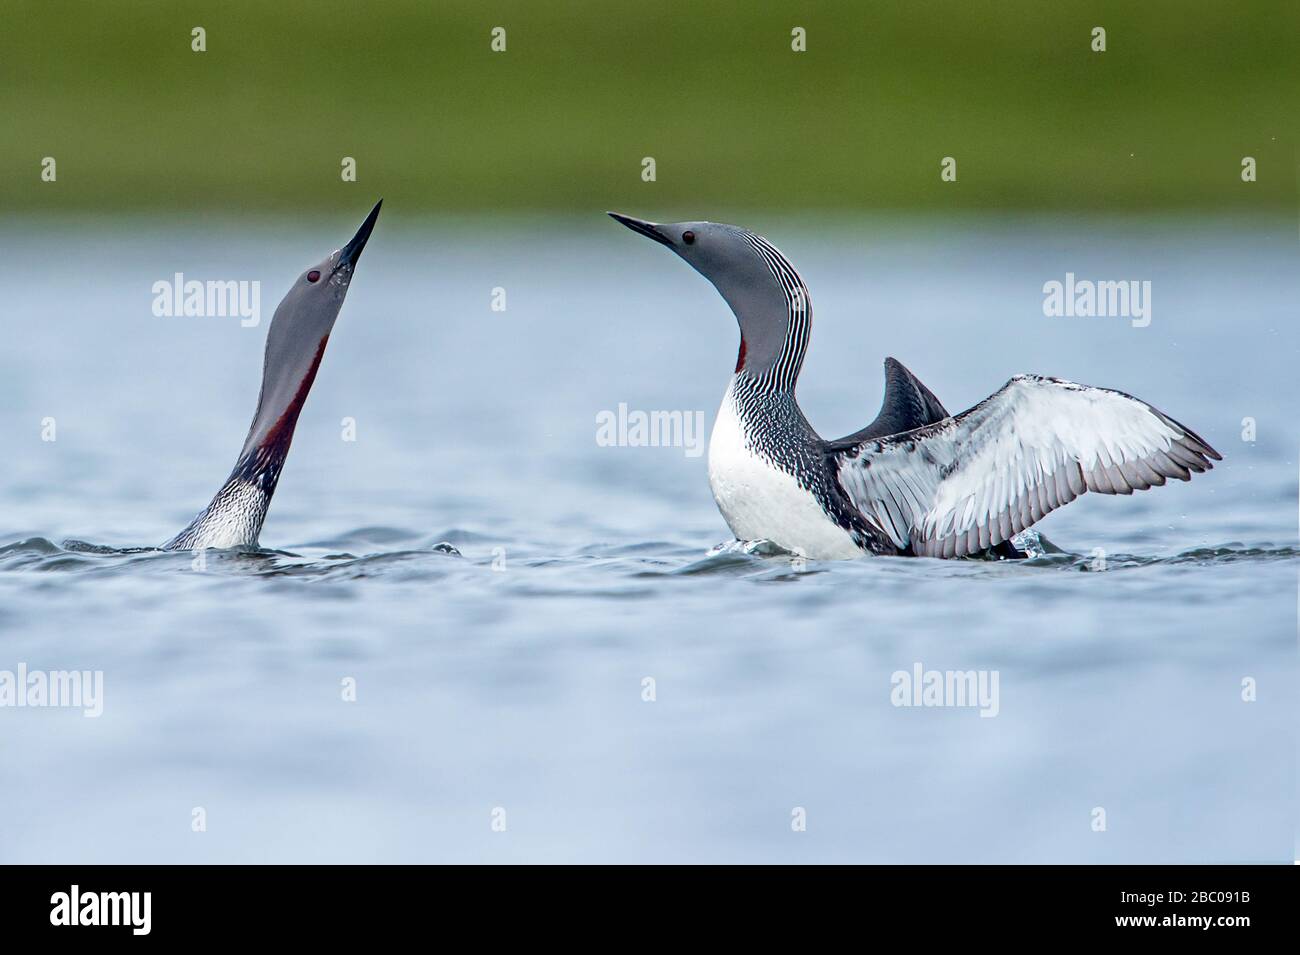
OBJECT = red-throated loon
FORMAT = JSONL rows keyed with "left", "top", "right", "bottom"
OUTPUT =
{"left": 162, "top": 201, "right": 382, "bottom": 551}
{"left": 609, "top": 213, "right": 1221, "bottom": 560}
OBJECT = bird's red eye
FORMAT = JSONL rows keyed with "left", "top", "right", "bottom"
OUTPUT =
{"left": 307, "top": 270, "right": 321, "bottom": 283}
{"left": 682, "top": 231, "right": 696, "bottom": 245}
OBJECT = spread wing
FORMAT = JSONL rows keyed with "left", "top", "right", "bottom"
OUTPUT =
{"left": 831, "top": 375, "right": 1221, "bottom": 558}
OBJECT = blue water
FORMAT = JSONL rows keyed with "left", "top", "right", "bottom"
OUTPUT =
{"left": 0, "top": 215, "right": 1295, "bottom": 863}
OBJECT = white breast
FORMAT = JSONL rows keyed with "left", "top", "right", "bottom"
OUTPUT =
{"left": 707, "top": 381, "right": 863, "bottom": 560}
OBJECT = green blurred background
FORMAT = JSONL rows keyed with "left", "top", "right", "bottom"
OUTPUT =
{"left": 2, "top": 0, "right": 1295, "bottom": 215}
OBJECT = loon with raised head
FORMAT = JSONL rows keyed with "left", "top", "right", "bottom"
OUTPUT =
{"left": 609, "top": 213, "right": 1221, "bottom": 560}
{"left": 163, "top": 201, "right": 382, "bottom": 551}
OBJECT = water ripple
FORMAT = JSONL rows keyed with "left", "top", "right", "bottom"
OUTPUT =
{"left": 4, "top": 534, "right": 1293, "bottom": 582}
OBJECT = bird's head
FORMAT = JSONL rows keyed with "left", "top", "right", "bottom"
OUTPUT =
{"left": 241, "top": 200, "right": 382, "bottom": 458}
{"left": 608, "top": 212, "right": 810, "bottom": 381}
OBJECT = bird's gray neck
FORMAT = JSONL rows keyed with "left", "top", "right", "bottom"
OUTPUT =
{"left": 162, "top": 337, "right": 326, "bottom": 552}
{"left": 717, "top": 230, "right": 812, "bottom": 393}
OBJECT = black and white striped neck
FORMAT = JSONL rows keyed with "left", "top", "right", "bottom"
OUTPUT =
{"left": 734, "top": 230, "right": 812, "bottom": 395}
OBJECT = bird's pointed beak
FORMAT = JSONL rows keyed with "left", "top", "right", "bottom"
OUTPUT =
{"left": 337, "top": 199, "right": 383, "bottom": 269}
{"left": 608, "top": 211, "right": 672, "bottom": 247}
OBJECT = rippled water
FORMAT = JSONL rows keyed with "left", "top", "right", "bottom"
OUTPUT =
{"left": 1, "top": 216, "right": 1295, "bottom": 863}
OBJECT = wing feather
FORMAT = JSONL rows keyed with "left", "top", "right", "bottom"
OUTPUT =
{"left": 832, "top": 375, "right": 1220, "bottom": 558}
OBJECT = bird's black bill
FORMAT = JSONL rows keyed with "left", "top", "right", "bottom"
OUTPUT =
{"left": 338, "top": 199, "right": 383, "bottom": 268}
{"left": 607, "top": 211, "right": 672, "bottom": 247}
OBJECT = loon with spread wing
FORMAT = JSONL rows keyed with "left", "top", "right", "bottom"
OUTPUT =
{"left": 609, "top": 213, "right": 1220, "bottom": 560}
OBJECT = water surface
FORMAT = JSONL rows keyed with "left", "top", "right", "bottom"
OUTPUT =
{"left": 1, "top": 216, "right": 1295, "bottom": 862}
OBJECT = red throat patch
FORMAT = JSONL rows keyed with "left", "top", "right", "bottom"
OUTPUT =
{"left": 735, "top": 337, "right": 747, "bottom": 373}
{"left": 258, "top": 335, "right": 330, "bottom": 456}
